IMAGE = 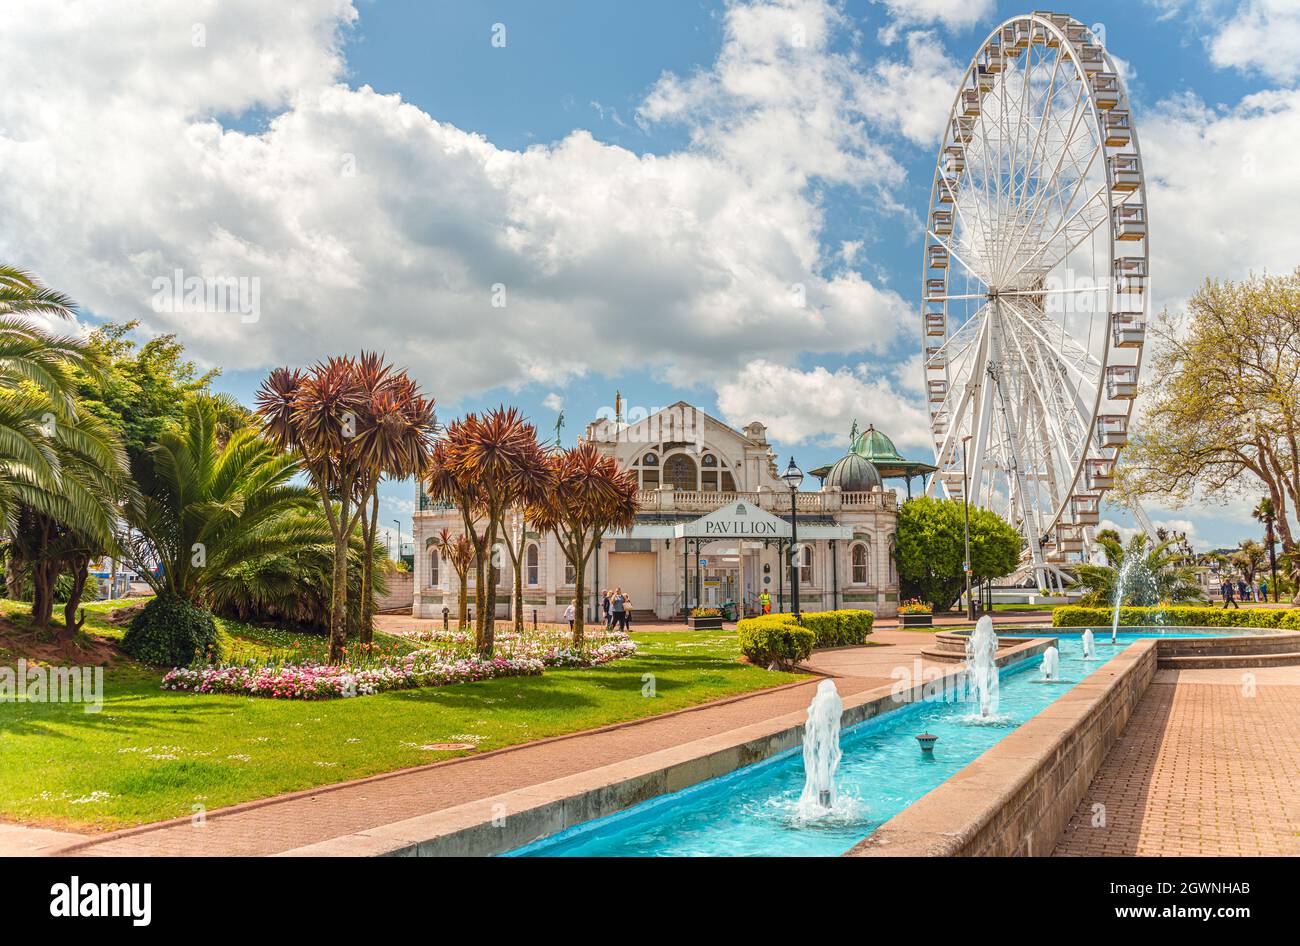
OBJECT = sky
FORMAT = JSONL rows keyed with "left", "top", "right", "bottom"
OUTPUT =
{"left": 3, "top": 0, "right": 1300, "bottom": 555}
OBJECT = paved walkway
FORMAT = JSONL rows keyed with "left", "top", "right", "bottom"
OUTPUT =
{"left": 1053, "top": 666, "right": 1300, "bottom": 856}
{"left": 40, "top": 631, "right": 949, "bottom": 856}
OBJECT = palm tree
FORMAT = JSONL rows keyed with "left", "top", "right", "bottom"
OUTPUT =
{"left": 431, "top": 408, "right": 548, "bottom": 656}
{"left": 1232, "top": 539, "right": 1267, "bottom": 591}
{"left": 349, "top": 353, "right": 436, "bottom": 645}
{"left": 434, "top": 527, "right": 474, "bottom": 630}
{"left": 120, "top": 396, "right": 318, "bottom": 608}
{"left": 1071, "top": 532, "right": 1203, "bottom": 607}
{"left": 529, "top": 442, "right": 638, "bottom": 646}
{"left": 256, "top": 355, "right": 435, "bottom": 661}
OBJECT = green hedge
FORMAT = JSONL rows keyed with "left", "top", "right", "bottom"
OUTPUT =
{"left": 735, "top": 609, "right": 874, "bottom": 667}
{"left": 736, "top": 616, "right": 815, "bottom": 669}
{"left": 1052, "top": 605, "right": 1300, "bottom": 629}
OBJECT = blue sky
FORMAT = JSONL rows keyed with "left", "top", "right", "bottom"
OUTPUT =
{"left": 4, "top": 0, "right": 1298, "bottom": 554}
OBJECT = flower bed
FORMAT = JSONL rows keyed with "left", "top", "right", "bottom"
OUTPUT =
{"left": 161, "top": 630, "right": 638, "bottom": 700}
{"left": 162, "top": 652, "right": 544, "bottom": 700}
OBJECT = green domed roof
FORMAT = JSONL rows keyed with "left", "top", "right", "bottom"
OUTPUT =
{"left": 825, "top": 452, "right": 883, "bottom": 493}
{"left": 850, "top": 424, "right": 906, "bottom": 463}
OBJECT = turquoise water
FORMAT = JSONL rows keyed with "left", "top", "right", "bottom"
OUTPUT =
{"left": 507, "top": 630, "right": 1234, "bottom": 857}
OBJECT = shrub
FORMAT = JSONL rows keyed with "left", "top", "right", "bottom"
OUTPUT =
{"left": 736, "top": 609, "right": 873, "bottom": 664}
{"left": 1052, "top": 604, "right": 1297, "bottom": 629}
{"left": 123, "top": 593, "right": 221, "bottom": 667}
{"left": 736, "top": 616, "right": 815, "bottom": 669}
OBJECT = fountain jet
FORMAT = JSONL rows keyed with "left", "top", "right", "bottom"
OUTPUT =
{"left": 965, "top": 615, "right": 1000, "bottom": 717}
{"left": 797, "top": 679, "right": 843, "bottom": 817}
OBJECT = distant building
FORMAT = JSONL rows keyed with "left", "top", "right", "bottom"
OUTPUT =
{"left": 413, "top": 402, "right": 902, "bottom": 622}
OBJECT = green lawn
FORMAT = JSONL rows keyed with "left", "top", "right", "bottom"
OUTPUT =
{"left": 0, "top": 599, "right": 801, "bottom": 830}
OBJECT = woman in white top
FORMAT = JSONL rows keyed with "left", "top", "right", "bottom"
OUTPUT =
{"left": 563, "top": 599, "right": 576, "bottom": 632}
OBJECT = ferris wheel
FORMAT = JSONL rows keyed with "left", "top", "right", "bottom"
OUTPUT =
{"left": 921, "top": 11, "right": 1148, "bottom": 588}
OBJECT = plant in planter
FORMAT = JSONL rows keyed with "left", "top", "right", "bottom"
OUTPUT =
{"left": 688, "top": 606, "right": 724, "bottom": 629}
{"left": 897, "top": 598, "right": 934, "bottom": 627}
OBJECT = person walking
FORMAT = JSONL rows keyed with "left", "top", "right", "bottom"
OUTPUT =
{"left": 601, "top": 590, "right": 612, "bottom": 629}
{"left": 622, "top": 594, "right": 633, "bottom": 631}
{"left": 1237, "top": 578, "right": 1250, "bottom": 604}
{"left": 1222, "top": 580, "right": 1239, "bottom": 609}
{"left": 759, "top": 589, "right": 772, "bottom": 615}
{"left": 563, "top": 598, "right": 576, "bottom": 632}
{"left": 611, "top": 587, "right": 627, "bottom": 632}
{"left": 1260, "top": 578, "right": 1269, "bottom": 602}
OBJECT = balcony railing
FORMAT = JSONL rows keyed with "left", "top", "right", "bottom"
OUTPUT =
{"left": 419, "top": 487, "right": 897, "bottom": 515}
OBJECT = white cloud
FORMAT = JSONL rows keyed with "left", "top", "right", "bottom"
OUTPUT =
{"left": 0, "top": 0, "right": 911, "bottom": 402}
{"left": 1210, "top": 0, "right": 1300, "bottom": 84}
{"left": 542, "top": 392, "right": 565, "bottom": 412}
{"left": 875, "top": 0, "right": 995, "bottom": 34}
{"left": 858, "top": 31, "right": 966, "bottom": 146}
{"left": 714, "top": 359, "right": 932, "bottom": 450}
{"left": 1141, "top": 88, "right": 1300, "bottom": 311}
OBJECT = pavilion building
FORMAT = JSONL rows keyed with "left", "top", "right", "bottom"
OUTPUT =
{"left": 412, "top": 402, "right": 902, "bottom": 623}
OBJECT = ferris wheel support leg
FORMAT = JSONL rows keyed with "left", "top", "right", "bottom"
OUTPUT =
{"left": 1128, "top": 498, "right": 1157, "bottom": 538}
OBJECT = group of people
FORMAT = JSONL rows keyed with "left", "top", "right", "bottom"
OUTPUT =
{"left": 561, "top": 588, "right": 634, "bottom": 631}
{"left": 1219, "top": 577, "right": 1268, "bottom": 608}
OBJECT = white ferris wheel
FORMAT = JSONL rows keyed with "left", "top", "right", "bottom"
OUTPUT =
{"left": 921, "top": 11, "right": 1148, "bottom": 589}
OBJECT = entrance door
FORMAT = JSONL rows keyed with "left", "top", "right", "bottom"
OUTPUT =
{"left": 607, "top": 553, "right": 656, "bottom": 613}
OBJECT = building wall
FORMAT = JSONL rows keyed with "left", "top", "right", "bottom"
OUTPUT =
{"left": 413, "top": 403, "right": 900, "bottom": 622}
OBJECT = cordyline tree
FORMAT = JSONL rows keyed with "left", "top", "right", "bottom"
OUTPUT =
{"left": 424, "top": 408, "right": 549, "bottom": 656}
{"left": 434, "top": 527, "right": 474, "bottom": 629}
{"left": 255, "top": 354, "right": 435, "bottom": 663}
{"left": 530, "top": 442, "right": 638, "bottom": 646}
{"left": 1118, "top": 270, "right": 1300, "bottom": 597}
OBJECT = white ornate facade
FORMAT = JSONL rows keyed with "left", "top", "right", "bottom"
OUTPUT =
{"left": 412, "top": 402, "right": 900, "bottom": 622}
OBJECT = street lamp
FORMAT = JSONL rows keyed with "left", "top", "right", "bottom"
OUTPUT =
{"left": 782, "top": 457, "right": 804, "bottom": 622}
{"left": 961, "top": 435, "right": 974, "bottom": 621}
{"left": 393, "top": 519, "right": 402, "bottom": 561}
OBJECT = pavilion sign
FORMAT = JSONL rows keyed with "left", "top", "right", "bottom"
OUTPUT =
{"left": 675, "top": 500, "right": 791, "bottom": 539}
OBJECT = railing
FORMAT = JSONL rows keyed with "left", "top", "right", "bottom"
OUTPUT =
{"left": 418, "top": 487, "right": 898, "bottom": 515}
{"left": 632, "top": 488, "right": 896, "bottom": 514}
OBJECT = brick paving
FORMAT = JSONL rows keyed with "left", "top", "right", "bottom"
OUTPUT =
{"left": 1053, "top": 667, "right": 1300, "bottom": 856}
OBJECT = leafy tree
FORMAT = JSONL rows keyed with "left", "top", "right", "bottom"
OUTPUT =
{"left": 1119, "top": 270, "right": 1300, "bottom": 597}
{"left": 529, "top": 442, "right": 637, "bottom": 646}
{"left": 895, "top": 496, "right": 1021, "bottom": 611}
{"left": 71, "top": 321, "right": 226, "bottom": 472}
{"left": 1070, "top": 533, "right": 1204, "bottom": 607}
{"left": 1232, "top": 538, "right": 1267, "bottom": 588}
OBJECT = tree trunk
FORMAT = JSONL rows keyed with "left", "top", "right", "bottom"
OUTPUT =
{"left": 31, "top": 560, "right": 56, "bottom": 629}
{"left": 5, "top": 553, "right": 24, "bottom": 600}
{"left": 63, "top": 556, "right": 89, "bottom": 636}
{"left": 359, "top": 488, "right": 379, "bottom": 647}
{"left": 328, "top": 493, "right": 351, "bottom": 665}
{"left": 513, "top": 550, "right": 524, "bottom": 632}
{"left": 458, "top": 573, "right": 469, "bottom": 629}
{"left": 473, "top": 550, "right": 487, "bottom": 652}
{"left": 572, "top": 544, "right": 586, "bottom": 648}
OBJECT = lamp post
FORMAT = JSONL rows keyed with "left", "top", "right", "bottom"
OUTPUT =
{"left": 782, "top": 457, "right": 804, "bottom": 623}
{"left": 393, "top": 519, "right": 402, "bottom": 561}
{"left": 961, "top": 435, "right": 974, "bottom": 621}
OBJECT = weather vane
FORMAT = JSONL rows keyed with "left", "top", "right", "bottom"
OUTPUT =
{"left": 849, "top": 418, "right": 859, "bottom": 444}
{"left": 554, "top": 410, "right": 565, "bottom": 448}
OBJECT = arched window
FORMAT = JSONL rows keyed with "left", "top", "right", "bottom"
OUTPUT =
{"left": 701, "top": 453, "right": 717, "bottom": 467}
{"left": 428, "top": 551, "right": 440, "bottom": 589}
{"left": 851, "top": 542, "right": 868, "bottom": 584}
{"left": 638, "top": 451, "right": 660, "bottom": 489}
{"left": 564, "top": 558, "right": 576, "bottom": 586}
{"left": 491, "top": 546, "right": 506, "bottom": 588}
{"left": 526, "top": 544, "right": 539, "bottom": 587}
{"left": 799, "top": 544, "right": 814, "bottom": 585}
{"left": 665, "top": 453, "right": 698, "bottom": 491}
{"left": 888, "top": 535, "right": 898, "bottom": 584}
{"left": 641, "top": 452, "right": 658, "bottom": 466}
